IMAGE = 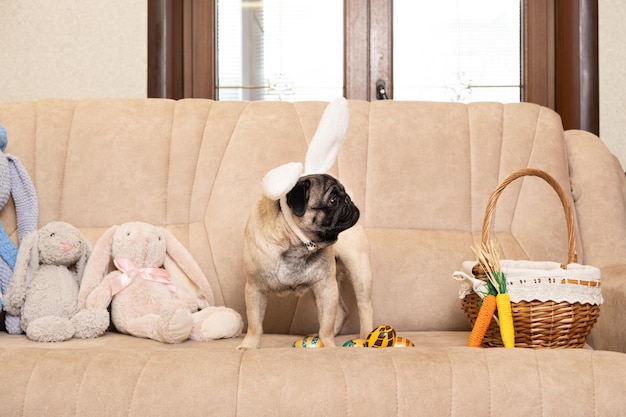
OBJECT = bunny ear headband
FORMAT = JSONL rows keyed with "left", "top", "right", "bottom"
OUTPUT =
{"left": 261, "top": 97, "right": 350, "bottom": 250}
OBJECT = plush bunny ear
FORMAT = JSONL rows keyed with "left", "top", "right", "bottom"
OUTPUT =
{"left": 161, "top": 228, "right": 216, "bottom": 307}
{"left": 6, "top": 154, "right": 38, "bottom": 244}
{"left": 4, "top": 229, "right": 39, "bottom": 315}
{"left": 77, "top": 225, "right": 117, "bottom": 308}
{"left": 74, "top": 237, "right": 92, "bottom": 285}
{"left": 262, "top": 162, "right": 303, "bottom": 201}
{"left": 303, "top": 97, "right": 350, "bottom": 175}
{"left": 260, "top": 98, "right": 349, "bottom": 200}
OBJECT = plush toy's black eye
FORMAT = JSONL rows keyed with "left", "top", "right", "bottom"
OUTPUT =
{"left": 49, "top": 232, "right": 56, "bottom": 237}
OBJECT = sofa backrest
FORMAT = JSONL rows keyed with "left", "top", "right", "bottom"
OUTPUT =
{"left": 0, "top": 99, "right": 578, "bottom": 334}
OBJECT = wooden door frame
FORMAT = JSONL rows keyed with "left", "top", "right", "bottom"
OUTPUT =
{"left": 148, "top": 0, "right": 216, "bottom": 99}
{"left": 524, "top": 0, "right": 556, "bottom": 108}
{"left": 148, "top": 0, "right": 599, "bottom": 134}
{"left": 147, "top": 0, "right": 184, "bottom": 99}
{"left": 555, "top": 0, "right": 599, "bottom": 134}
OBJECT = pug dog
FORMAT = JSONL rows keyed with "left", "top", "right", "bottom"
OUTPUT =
{"left": 237, "top": 173, "right": 374, "bottom": 349}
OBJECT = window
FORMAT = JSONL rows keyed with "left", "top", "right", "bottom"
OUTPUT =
{"left": 393, "top": 0, "right": 521, "bottom": 103}
{"left": 216, "top": 0, "right": 343, "bottom": 101}
{"left": 148, "top": 0, "right": 598, "bottom": 133}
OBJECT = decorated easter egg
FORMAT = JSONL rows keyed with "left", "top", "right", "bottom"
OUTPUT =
{"left": 393, "top": 337, "right": 415, "bottom": 347}
{"left": 366, "top": 325, "right": 396, "bottom": 348}
{"left": 343, "top": 338, "right": 368, "bottom": 347}
{"left": 292, "top": 336, "right": 325, "bottom": 348}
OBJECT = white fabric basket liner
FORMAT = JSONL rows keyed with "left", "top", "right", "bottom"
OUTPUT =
{"left": 456, "top": 260, "right": 602, "bottom": 305}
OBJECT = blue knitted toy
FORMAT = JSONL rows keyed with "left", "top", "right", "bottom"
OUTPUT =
{"left": 0, "top": 124, "right": 38, "bottom": 333}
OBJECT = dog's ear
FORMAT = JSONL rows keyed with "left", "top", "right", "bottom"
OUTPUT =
{"left": 286, "top": 179, "right": 310, "bottom": 217}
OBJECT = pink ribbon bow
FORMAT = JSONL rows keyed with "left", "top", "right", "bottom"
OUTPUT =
{"left": 111, "top": 258, "right": 177, "bottom": 296}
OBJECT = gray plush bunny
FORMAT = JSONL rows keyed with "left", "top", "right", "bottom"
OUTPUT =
{"left": 0, "top": 124, "right": 38, "bottom": 334}
{"left": 4, "top": 222, "right": 90, "bottom": 342}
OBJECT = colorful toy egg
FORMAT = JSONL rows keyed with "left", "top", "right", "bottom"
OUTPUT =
{"left": 343, "top": 338, "right": 368, "bottom": 347}
{"left": 393, "top": 337, "right": 415, "bottom": 347}
{"left": 292, "top": 336, "right": 325, "bottom": 348}
{"left": 366, "top": 324, "right": 396, "bottom": 348}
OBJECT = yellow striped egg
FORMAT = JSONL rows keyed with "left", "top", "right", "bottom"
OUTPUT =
{"left": 393, "top": 337, "right": 415, "bottom": 347}
{"left": 292, "top": 336, "right": 325, "bottom": 348}
{"left": 366, "top": 325, "right": 396, "bottom": 348}
{"left": 342, "top": 338, "right": 368, "bottom": 347}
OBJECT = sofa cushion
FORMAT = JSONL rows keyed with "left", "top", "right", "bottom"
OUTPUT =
{"left": 0, "top": 99, "right": 582, "bottom": 335}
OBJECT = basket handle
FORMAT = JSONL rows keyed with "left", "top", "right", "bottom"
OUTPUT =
{"left": 481, "top": 168, "right": 578, "bottom": 264}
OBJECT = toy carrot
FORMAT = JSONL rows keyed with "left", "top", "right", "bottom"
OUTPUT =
{"left": 495, "top": 290, "right": 515, "bottom": 348}
{"left": 471, "top": 241, "right": 515, "bottom": 348}
{"left": 467, "top": 292, "right": 496, "bottom": 347}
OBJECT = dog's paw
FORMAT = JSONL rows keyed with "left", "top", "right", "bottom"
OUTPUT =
{"left": 237, "top": 334, "right": 261, "bottom": 350}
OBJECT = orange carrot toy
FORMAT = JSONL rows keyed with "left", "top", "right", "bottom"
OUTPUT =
{"left": 470, "top": 241, "right": 515, "bottom": 348}
{"left": 467, "top": 292, "right": 496, "bottom": 347}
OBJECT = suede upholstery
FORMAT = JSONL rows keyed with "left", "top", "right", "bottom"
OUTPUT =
{"left": 0, "top": 99, "right": 625, "bottom": 416}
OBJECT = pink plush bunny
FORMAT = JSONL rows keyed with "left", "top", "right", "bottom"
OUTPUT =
{"left": 74, "top": 221, "right": 243, "bottom": 343}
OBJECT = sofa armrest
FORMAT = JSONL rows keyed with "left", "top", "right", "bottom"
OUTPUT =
{"left": 565, "top": 129, "right": 626, "bottom": 267}
{"left": 589, "top": 264, "right": 626, "bottom": 352}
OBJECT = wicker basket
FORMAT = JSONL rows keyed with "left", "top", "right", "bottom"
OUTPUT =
{"left": 460, "top": 168, "right": 601, "bottom": 348}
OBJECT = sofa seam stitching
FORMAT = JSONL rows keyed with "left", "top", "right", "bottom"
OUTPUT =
{"left": 205, "top": 102, "right": 248, "bottom": 306}
{"left": 189, "top": 101, "right": 213, "bottom": 226}
{"left": 58, "top": 102, "right": 77, "bottom": 220}
{"left": 127, "top": 356, "right": 150, "bottom": 416}
{"left": 534, "top": 351, "right": 545, "bottom": 417}
{"left": 73, "top": 352, "right": 99, "bottom": 416}
{"left": 485, "top": 350, "right": 493, "bottom": 416}
{"left": 235, "top": 351, "right": 244, "bottom": 417}
{"left": 389, "top": 351, "right": 400, "bottom": 416}
{"left": 513, "top": 105, "right": 544, "bottom": 260}
{"left": 493, "top": 103, "right": 506, "bottom": 241}
{"left": 447, "top": 350, "right": 455, "bottom": 417}
{"left": 330, "top": 349, "right": 350, "bottom": 416}
{"left": 18, "top": 351, "right": 37, "bottom": 416}
{"left": 190, "top": 102, "right": 220, "bottom": 303}
{"left": 591, "top": 351, "right": 598, "bottom": 417}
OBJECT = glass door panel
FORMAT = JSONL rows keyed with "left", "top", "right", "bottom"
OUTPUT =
{"left": 217, "top": 0, "right": 344, "bottom": 101}
{"left": 393, "top": 0, "right": 521, "bottom": 102}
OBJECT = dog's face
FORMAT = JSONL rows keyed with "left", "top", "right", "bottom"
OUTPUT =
{"left": 285, "top": 174, "right": 360, "bottom": 244}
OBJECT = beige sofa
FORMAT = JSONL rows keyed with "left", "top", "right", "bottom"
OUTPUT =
{"left": 1, "top": 98, "right": 626, "bottom": 416}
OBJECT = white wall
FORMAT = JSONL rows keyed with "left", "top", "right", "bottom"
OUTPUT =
{"left": 0, "top": 0, "right": 146, "bottom": 103}
{"left": 0, "top": 1, "right": 624, "bottom": 167}
{"left": 599, "top": 1, "right": 626, "bottom": 168}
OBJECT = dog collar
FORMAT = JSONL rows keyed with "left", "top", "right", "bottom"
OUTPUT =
{"left": 279, "top": 196, "right": 317, "bottom": 251}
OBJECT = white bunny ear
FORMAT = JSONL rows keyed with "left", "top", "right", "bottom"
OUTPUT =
{"left": 4, "top": 230, "right": 38, "bottom": 315}
{"left": 262, "top": 162, "right": 303, "bottom": 201}
{"left": 304, "top": 97, "right": 350, "bottom": 175}
{"left": 162, "top": 227, "right": 215, "bottom": 306}
{"left": 77, "top": 225, "right": 117, "bottom": 308}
